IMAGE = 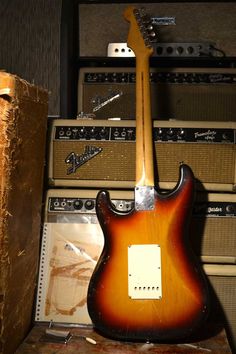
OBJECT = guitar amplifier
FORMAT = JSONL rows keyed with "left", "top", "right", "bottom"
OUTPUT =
{"left": 78, "top": 67, "right": 236, "bottom": 121}
{"left": 35, "top": 188, "right": 236, "bottom": 348}
{"left": 48, "top": 119, "right": 236, "bottom": 192}
{"left": 205, "top": 264, "right": 236, "bottom": 352}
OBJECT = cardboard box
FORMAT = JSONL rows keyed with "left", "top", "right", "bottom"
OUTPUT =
{"left": 0, "top": 72, "right": 48, "bottom": 354}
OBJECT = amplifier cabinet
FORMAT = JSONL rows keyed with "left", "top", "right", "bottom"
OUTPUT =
{"left": 78, "top": 67, "right": 236, "bottom": 122}
{"left": 35, "top": 189, "right": 236, "bottom": 348}
{"left": 204, "top": 264, "right": 236, "bottom": 352}
{"left": 35, "top": 189, "right": 133, "bottom": 326}
{"left": 192, "top": 193, "right": 236, "bottom": 264}
{"left": 78, "top": 3, "right": 236, "bottom": 58}
{"left": 48, "top": 119, "right": 236, "bottom": 192}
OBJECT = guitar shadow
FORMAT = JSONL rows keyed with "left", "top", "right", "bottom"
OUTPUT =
{"left": 187, "top": 179, "right": 233, "bottom": 351}
{"left": 150, "top": 64, "right": 176, "bottom": 121}
{"left": 153, "top": 158, "right": 232, "bottom": 348}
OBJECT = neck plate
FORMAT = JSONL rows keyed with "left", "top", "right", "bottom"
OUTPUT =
{"left": 135, "top": 186, "right": 155, "bottom": 211}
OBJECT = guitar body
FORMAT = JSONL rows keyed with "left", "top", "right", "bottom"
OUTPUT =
{"left": 87, "top": 164, "right": 209, "bottom": 341}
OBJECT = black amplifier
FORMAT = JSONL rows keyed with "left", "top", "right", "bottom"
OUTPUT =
{"left": 78, "top": 67, "right": 236, "bottom": 122}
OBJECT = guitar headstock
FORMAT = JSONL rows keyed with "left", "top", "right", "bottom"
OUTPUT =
{"left": 124, "top": 6, "right": 156, "bottom": 58}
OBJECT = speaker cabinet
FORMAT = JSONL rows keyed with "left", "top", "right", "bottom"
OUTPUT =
{"left": 204, "top": 264, "right": 236, "bottom": 352}
{"left": 78, "top": 67, "right": 236, "bottom": 121}
{"left": 0, "top": 0, "right": 62, "bottom": 116}
{"left": 192, "top": 193, "right": 236, "bottom": 264}
{"left": 48, "top": 119, "right": 236, "bottom": 192}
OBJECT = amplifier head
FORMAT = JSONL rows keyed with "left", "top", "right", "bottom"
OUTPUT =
{"left": 79, "top": 3, "right": 236, "bottom": 58}
{"left": 35, "top": 189, "right": 133, "bottom": 326}
{"left": 78, "top": 67, "right": 236, "bottom": 121}
{"left": 48, "top": 119, "right": 236, "bottom": 192}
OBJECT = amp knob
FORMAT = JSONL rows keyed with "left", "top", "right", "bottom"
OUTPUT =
{"left": 79, "top": 128, "right": 86, "bottom": 138}
{"left": 222, "top": 133, "right": 229, "bottom": 141}
{"left": 154, "top": 128, "right": 163, "bottom": 141}
{"left": 226, "top": 204, "right": 235, "bottom": 214}
{"left": 73, "top": 199, "right": 83, "bottom": 210}
{"left": 85, "top": 199, "right": 95, "bottom": 210}
{"left": 90, "top": 127, "right": 97, "bottom": 138}
{"left": 167, "top": 128, "right": 174, "bottom": 138}
{"left": 158, "top": 128, "right": 163, "bottom": 136}
{"left": 100, "top": 128, "right": 107, "bottom": 138}
{"left": 177, "top": 128, "right": 185, "bottom": 138}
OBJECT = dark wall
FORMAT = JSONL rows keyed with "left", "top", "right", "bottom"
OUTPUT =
{"left": 0, "top": 0, "right": 62, "bottom": 116}
{"left": 1, "top": 1, "right": 236, "bottom": 116}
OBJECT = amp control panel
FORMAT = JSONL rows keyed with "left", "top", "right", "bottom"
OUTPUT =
{"left": 48, "top": 197, "right": 134, "bottom": 213}
{"left": 54, "top": 124, "right": 235, "bottom": 143}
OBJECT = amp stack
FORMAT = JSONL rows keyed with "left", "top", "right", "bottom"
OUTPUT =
{"left": 37, "top": 66, "right": 236, "bottom": 350}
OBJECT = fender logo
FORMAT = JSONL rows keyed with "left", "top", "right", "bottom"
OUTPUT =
{"left": 207, "top": 207, "right": 222, "bottom": 213}
{"left": 92, "top": 90, "right": 123, "bottom": 112}
{"left": 194, "top": 130, "right": 216, "bottom": 141}
{"left": 65, "top": 146, "right": 102, "bottom": 174}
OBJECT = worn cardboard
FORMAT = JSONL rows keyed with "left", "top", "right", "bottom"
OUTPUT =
{"left": 0, "top": 71, "right": 48, "bottom": 354}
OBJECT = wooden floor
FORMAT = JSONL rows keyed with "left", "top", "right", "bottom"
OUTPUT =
{"left": 16, "top": 323, "right": 232, "bottom": 354}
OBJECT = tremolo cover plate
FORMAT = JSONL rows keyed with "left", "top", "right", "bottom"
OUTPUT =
{"left": 128, "top": 244, "right": 162, "bottom": 299}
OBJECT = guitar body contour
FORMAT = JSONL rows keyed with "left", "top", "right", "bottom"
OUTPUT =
{"left": 87, "top": 164, "right": 209, "bottom": 341}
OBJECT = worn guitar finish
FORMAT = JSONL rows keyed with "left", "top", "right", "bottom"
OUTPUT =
{"left": 87, "top": 6, "right": 209, "bottom": 341}
{"left": 88, "top": 166, "right": 209, "bottom": 340}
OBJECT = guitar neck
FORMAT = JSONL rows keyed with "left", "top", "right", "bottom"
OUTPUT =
{"left": 135, "top": 55, "right": 154, "bottom": 187}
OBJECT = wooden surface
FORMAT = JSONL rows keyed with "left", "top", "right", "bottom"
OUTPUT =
{"left": 16, "top": 323, "right": 232, "bottom": 354}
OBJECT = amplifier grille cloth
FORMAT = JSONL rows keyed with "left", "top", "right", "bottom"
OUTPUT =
{"left": 53, "top": 141, "right": 234, "bottom": 184}
{"left": 208, "top": 276, "right": 236, "bottom": 350}
{"left": 191, "top": 219, "right": 236, "bottom": 257}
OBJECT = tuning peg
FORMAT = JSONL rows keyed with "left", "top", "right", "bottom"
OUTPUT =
{"left": 139, "top": 7, "right": 147, "bottom": 17}
{"left": 147, "top": 24, "right": 154, "bottom": 31}
{"left": 134, "top": 7, "right": 149, "bottom": 21}
{"left": 133, "top": 8, "right": 141, "bottom": 19}
{"left": 132, "top": 6, "right": 156, "bottom": 46}
{"left": 149, "top": 31, "right": 156, "bottom": 39}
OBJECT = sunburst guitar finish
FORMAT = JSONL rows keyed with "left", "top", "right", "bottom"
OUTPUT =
{"left": 87, "top": 6, "right": 209, "bottom": 341}
{"left": 87, "top": 165, "right": 209, "bottom": 341}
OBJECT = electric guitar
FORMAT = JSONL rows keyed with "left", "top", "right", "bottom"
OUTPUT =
{"left": 87, "top": 6, "right": 209, "bottom": 341}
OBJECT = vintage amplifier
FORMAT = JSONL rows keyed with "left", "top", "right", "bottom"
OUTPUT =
{"left": 78, "top": 3, "right": 236, "bottom": 58}
{"left": 35, "top": 189, "right": 133, "bottom": 326}
{"left": 205, "top": 264, "right": 236, "bottom": 352}
{"left": 35, "top": 188, "right": 236, "bottom": 348}
{"left": 78, "top": 67, "right": 236, "bottom": 121}
{"left": 48, "top": 119, "right": 236, "bottom": 192}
